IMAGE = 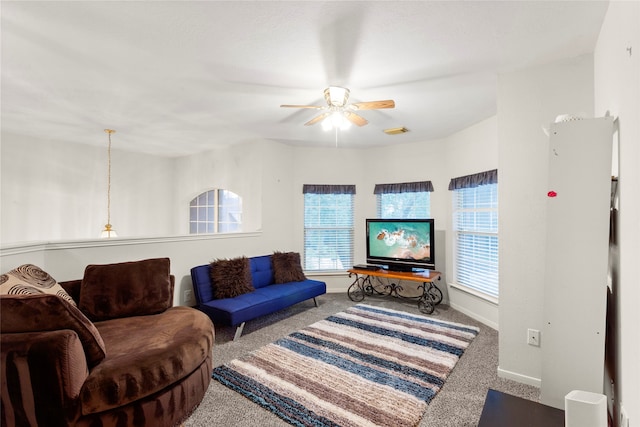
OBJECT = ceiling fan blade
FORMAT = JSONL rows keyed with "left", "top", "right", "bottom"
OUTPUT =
{"left": 280, "top": 104, "right": 325, "bottom": 109}
{"left": 304, "top": 112, "right": 332, "bottom": 126}
{"left": 343, "top": 111, "right": 368, "bottom": 127}
{"left": 349, "top": 100, "right": 395, "bottom": 110}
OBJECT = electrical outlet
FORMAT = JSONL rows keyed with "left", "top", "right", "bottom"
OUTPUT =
{"left": 527, "top": 328, "right": 540, "bottom": 346}
{"left": 184, "top": 290, "right": 193, "bottom": 304}
{"left": 620, "top": 406, "right": 629, "bottom": 427}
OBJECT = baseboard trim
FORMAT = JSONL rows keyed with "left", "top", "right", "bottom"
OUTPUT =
{"left": 448, "top": 301, "right": 498, "bottom": 330}
{"left": 497, "top": 367, "right": 541, "bottom": 388}
{"left": 326, "top": 285, "right": 346, "bottom": 294}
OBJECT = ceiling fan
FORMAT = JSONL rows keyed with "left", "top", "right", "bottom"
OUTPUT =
{"left": 281, "top": 86, "right": 395, "bottom": 128}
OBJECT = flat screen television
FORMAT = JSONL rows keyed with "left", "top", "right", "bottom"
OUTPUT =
{"left": 366, "top": 218, "right": 435, "bottom": 271}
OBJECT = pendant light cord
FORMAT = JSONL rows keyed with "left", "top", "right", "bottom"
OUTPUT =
{"left": 105, "top": 129, "right": 115, "bottom": 227}
{"left": 107, "top": 132, "right": 111, "bottom": 225}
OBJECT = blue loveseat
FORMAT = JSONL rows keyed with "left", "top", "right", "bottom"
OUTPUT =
{"left": 190, "top": 255, "right": 326, "bottom": 339}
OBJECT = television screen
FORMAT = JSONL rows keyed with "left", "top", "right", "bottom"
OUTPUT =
{"left": 366, "top": 218, "right": 435, "bottom": 271}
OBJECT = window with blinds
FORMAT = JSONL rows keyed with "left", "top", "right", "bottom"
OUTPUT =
{"left": 452, "top": 183, "right": 499, "bottom": 299}
{"left": 374, "top": 181, "right": 433, "bottom": 219}
{"left": 303, "top": 189, "right": 354, "bottom": 271}
{"left": 376, "top": 192, "right": 430, "bottom": 218}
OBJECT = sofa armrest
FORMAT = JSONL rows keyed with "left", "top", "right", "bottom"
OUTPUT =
{"left": 1, "top": 295, "right": 107, "bottom": 367}
{"left": 1, "top": 329, "right": 88, "bottom": 426}
{"left": 190, "top": 264, "right": 213, "bottom": 304}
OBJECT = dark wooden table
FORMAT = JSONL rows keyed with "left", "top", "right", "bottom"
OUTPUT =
{"left": 478, "top": 389, "right": 565, "bottom": 427}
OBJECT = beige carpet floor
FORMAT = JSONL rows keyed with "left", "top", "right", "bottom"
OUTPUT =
{"left": 185, "top": 293, "right": 539, "bottom": 427}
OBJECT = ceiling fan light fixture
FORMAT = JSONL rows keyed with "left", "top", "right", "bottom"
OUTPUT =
{"left": 384, "top": 127, "right": 409, "bottom": 135}
{"left": 282, "top": 87, "right": 393, "bottom": 129}
{"left": 322, "top": 112, "right": 351, "bottom": 131}
{"left": 324, "top": 86, "right": 349, "bottom": 107}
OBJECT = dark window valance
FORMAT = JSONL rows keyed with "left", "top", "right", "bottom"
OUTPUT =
{"left": 303, "top": 184, "right": 356, "bottom": 195}
{"left": 373, "top": 181, "right": 434, "bottom": 194}
{"left": 448, "top": 169, "right": 498, "bottom": 191}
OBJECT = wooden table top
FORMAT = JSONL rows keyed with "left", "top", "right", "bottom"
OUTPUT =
{"left": 347, "top": 268, "right": 441, "bottom": 283}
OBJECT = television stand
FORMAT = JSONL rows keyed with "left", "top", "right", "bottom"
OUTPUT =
{"left": 347, "top": 268, "right": 443, "bottom": 314}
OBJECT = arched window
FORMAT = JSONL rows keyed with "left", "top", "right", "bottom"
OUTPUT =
{"left": 189, "top": 189, "right": 242, "bottom": 234}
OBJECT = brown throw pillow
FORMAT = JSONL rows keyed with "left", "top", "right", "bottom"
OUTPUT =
{"left": 79, "top": 258, "right": 173, "bottom": 321}
{"left": 0, "top": 294, "right": 107, "bottom": 367}
{"left": 210, "top": 257, "right": 254, "bottom": 299}
{"left": 272, "top": 251, "right": 306, "bottom": 284}
{"left": 0, "top": 264, "right": 77, "bottom": 307}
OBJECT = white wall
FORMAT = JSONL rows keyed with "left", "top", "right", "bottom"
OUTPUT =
{"left": 594, "top": 0, "right": 640, "bottom": 421}
{"left": 0, "top": 234, "right": 263, "bottom": 306}
{"left": 493, "top": 5, "right": 639, "bottom": 417}
{"left": 497, "top": 54, "right": 595, "bottom": 386}
{"left": 0, "top": 139, "right": 299, "bottom": 305}
{"left": 173, "top": 140, "right": 264, "bottom": 234}
{"left": 1, "top": 133, "right": 175, "bottom": 243}
{"left": 0, "top": 134, "right": 269, "bottom": 243}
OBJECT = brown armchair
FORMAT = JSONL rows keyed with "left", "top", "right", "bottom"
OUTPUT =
{"left": 1, "top": 258, "right": 214, "bottom": 427}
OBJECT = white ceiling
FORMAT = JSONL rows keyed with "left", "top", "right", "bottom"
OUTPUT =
{"left": 2, "top": 1, "right": 608, "bottom": 157}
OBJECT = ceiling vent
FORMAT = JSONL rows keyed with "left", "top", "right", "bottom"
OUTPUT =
{"left": 383, "top": 127, "right": 409, "bottom": 135}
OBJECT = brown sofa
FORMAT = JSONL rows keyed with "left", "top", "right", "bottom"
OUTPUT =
{"left": 0, "top": 258, "right": 214, "bottom": 427}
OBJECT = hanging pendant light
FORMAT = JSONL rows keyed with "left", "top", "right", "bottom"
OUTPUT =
{"left": 100, "top": 129, "right": 117, "bottom": 238}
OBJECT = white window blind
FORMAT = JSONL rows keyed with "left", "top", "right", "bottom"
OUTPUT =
{"left": 452, "top": 183, "right": 499, "bottom": 299}
{"left": 303, "top": 190, "right": 354, "bottom": 271}
{"left": 374, "top": 181, "right": 433, "bottom": 219}
{"left": 376, "top": 192, "right": 431, "bottom": 219}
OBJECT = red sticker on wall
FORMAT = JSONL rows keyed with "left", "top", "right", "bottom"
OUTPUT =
{"left": 547, "top": 191, "right": 557, "bottom": 198}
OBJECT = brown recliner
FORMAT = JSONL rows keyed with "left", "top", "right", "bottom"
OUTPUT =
{"left": 1, "top": 258, "right": 214, "bottom": 427}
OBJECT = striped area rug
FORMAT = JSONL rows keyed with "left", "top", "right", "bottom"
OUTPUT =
{"left": 213, "top": 304, "right": 479, "bottom": 427}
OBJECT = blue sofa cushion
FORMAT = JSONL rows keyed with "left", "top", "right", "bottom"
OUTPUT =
{"left": 198, "top": 279, "right": 326, "bottom": 326}
{"left": 250, "top": 255, "right": 274, "bottom": 289}
{"left": 191, "top": 264, "right": 214, "bottom": 304}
